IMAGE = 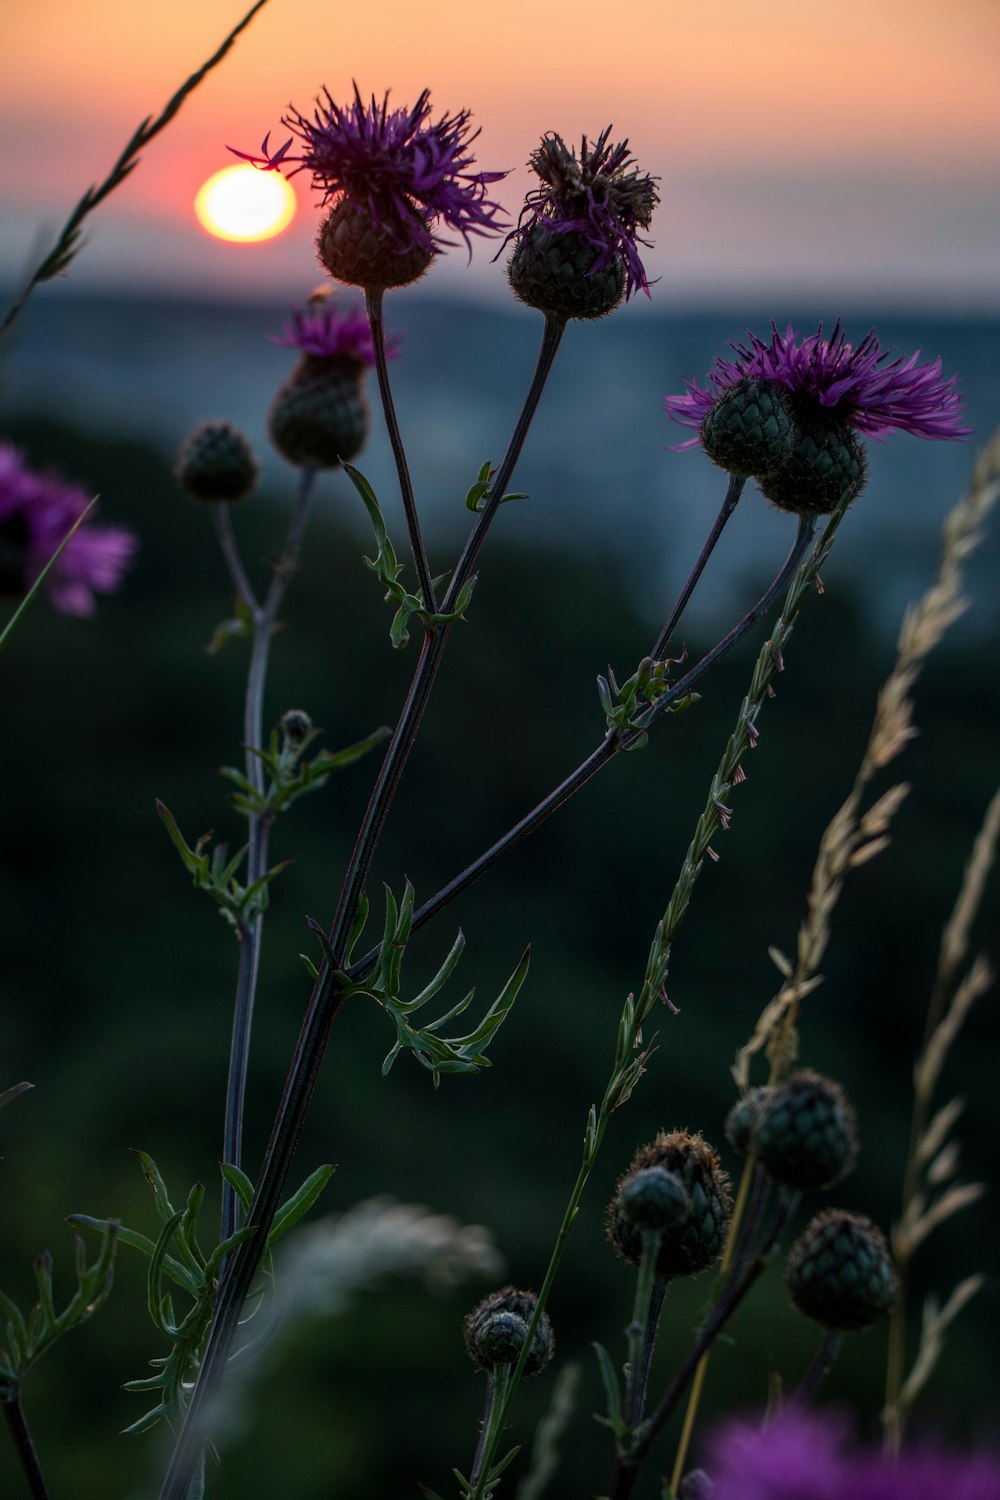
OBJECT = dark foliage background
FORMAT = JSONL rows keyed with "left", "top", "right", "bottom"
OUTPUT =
{"left": 0, "top": 321, "right": 997, "bottom": 1498}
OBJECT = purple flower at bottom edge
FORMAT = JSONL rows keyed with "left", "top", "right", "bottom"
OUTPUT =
{"left": 665, "top": 322, "right": 970, "bottom": 448}
{"left": 705, "top": 1410, "right": 1000, "bottom": 1500}
{"left": 230, "top": 83, "right": 509, "bottom": 259}
{"left": 0, "top": 443, "right": 137, "bottom": 618}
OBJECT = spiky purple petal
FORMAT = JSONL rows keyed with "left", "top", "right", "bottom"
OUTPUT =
{"left": 232, "top": 84, "right": 508, "bottom": 258}
{"left": 665, "top": 323, "right": 970, "bottom": 447}
{"left": 271, "top": 301, "right": 382, "bottom": 366}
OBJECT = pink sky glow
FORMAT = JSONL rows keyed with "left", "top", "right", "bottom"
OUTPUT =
{"left": 2, "top": 0, "right": 999, "bottom": 307}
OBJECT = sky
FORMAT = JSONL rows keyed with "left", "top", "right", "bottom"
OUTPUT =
{"left": 2, "top": 0, "right": 999, "bottom": 309}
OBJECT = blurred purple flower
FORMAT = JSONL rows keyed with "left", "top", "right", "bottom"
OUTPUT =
{"left": 665, "top": 322, "right": 970, "bottom": 449}
{"left": 0, "top": 444, "right": 136, "bottom": 617}
{"left": 271, "top": 300, "right": 382, "bottom": 367}
{"left": 231, "top": 84, "right": 508, "bottom": 258}
{"left": 506, "top": 127, "right": 659, "bottom": 300}
{"left": 707, "top": 1410, "right": 1000, "bottom": 1500}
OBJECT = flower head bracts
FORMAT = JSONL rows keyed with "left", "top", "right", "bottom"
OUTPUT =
{"left": 272, "top": 302, "right": 381, "bottom": 367}
{"left": 508, "top": 128, "right": 659, "bottom": 299}
{"left": 232, "top": 85, "right": 508, "bottom": 258}
{"left": 0, "top": 444, "right": 136, "bottom": 616}
{"left": 665, "top": 322, "right": 970, "bottom": 448}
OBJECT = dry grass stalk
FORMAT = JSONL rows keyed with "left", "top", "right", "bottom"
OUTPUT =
{"left": 734, "top": 426, "right": 1000, "bottom": 1091}
{"left": 897, "top": 1275, "right": 986, "bottom": 1415}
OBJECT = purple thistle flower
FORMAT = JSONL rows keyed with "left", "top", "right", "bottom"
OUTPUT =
{"left": 506, "top": 128, "right": 659, "bottom": 301}
{"left": 707, "top": 1410, "right": 1000, "bottom": 1500}
{"left": 231, "top": 84, "right": 508, "bottom": 260}
{"left": 0, "top": 443, "right": 136, "bottom": 617}
{"left": 665, "top": 322, "right": 970, "bottom": 449}
{"left": 271, "top": 299, "right": 381, "bottom": 368}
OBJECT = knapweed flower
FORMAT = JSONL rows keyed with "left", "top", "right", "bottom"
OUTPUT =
{"left": 0, "top": 443, "right": 136, "bottom": 617}
{"left": 706, "top": 1410, "right": 1000, "bottom": 1500}
{"left": 506, "top": 128, "right": 659, "bottom": 320}
{"left": 665, "top": 323, "right": 970, "bottom": 514}
{"left": 175, "top": 421, "right": 259, "bottom": 504}
{"left": 607, "top": 1131, "right": 732, "bottom": 1280}
{"left": 232, "top": 85, "right": 507, "bottom": 289}
{"left": 268, "top": 293, "right": 383, "bottom": 469}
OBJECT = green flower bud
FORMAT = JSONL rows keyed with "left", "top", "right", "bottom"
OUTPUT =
{"left": 617, "top": 1165, "right": 690, "bottom": 1233}
{"left": 751, "top": 1071, "right": 857, "bottom": 1192}
{"left": 700, "top": 379, "right": 795, "bottom": 477}
{"left": 508, "top": 226, "right": 625, "bottom": 322}
{"left": 318, "top": 199, "right": 433, "bottom": 291}
{"left": 464, "top": 1287, "right": 554, "bottom": 1376}
{"left": 786, "top": 1209, "right": 897, "bottom": 1331}
{"left": 280, "top": 709, "right": 313, "bottom": 743}
{"left": 724, "top": 1086, "right": 771, "bottom": 1158}
{"left": 268, "top": 358, "right": 368, "bottom": 470}
{"left": 607, "top": 1131, "right": 732, "bottom": 1280}
{"left": 175, "top": 421, "right": 259, "bottom": 504}
{"left": 759, "top": 420, "right": 867, "bottom": 515}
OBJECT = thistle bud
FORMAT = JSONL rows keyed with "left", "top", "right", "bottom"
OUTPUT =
{"left": 175, "top": 421, "right": 259, "bottom": 504}
{"left": 759, "top": 421, "right": 868, "bottom": 515}
{"left": 786, "top": 1210, "right": 897, "bottom": 1331}
{"left": 464, "top": 1287, "right": 554, "bottom": 1376}
{"left": 607, "top": 1131, "right": 732, "bottom": 1280}
{"left": 700, "top": 379, "right": 795, "bottom": 477}
{"left": 508, "top": 226, "right": 626, "bottom": 321}
{"left": 724, "top": 1086, "right": 770, "bottom": 1158}
{"left": 280, "top": 709, "right": 313, "bottom": 743}
{"left": 751, "top": 1071, "right": 857, "bottom": 1192}
{"left": 318, "top": 198, "right": 434, "bottom": 291}
{"left": 617, "top": 1165, "right": 690, "bottom": 1233}
{"left": 269, "top": 360, "right": 368, "bottom": 471}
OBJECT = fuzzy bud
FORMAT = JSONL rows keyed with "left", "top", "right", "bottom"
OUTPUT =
{"left": 617, "top": 1166, "right": 690, "bottom": 1234}
{"left": 464, "top": 1287, "right": 554, "bottom": 1376}
{"left": 786, "top": 1210, "right": 897, "bottom": 1331}
{"left": 280, "top": 709, "right": 313, "bottom": 743}
{"left": 607, "top": 1131, "right": 732, "bottom": 1280}
{"left": 751, "top": 1071, "right": 857, "bottom": 1192}
{"left": 175, "top": 421, "right": 259, "bottom": 504}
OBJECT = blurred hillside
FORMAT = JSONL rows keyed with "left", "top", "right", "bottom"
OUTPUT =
{"left": 0, "top": 311, "right": 998, "bottom": 1497}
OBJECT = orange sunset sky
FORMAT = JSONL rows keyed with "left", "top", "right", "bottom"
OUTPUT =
{"left": 2, "top": 0, "right": 999, "bottom": 307}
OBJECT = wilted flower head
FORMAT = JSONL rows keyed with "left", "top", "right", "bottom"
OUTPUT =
{"left": 232, "top": 84, "right": 507, "bottom": 285}
{"left": 707, "top": 1410, "right": 1000, "bottom": 1500}
{"left": 666, "top": 322, "right": 970, "bottom": 447}
{"left": 509, "top": 128, "right": 658, "bottom": 302}
{"left": 0, "top": 443, "right": 136, "bottom": 617}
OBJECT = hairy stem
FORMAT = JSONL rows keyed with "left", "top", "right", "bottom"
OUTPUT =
{"left": 158, "top": 317, "right": 565, "bottom": 1500}
{"left": 220, "top": 467, "right": 317, "bottom": 1244}
{"left": 793, "top": 1330, "right": 844, "bottom": 1408}
{"left": 2, "top": 1392, "right": 52, "bottom": 1500}
{"left": 365, "top": 287, "right": 436, "bottom": 613}
{"left": 623, "top": 1238, "right": 664, "bottom": 1429}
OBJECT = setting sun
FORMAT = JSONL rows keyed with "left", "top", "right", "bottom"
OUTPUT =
{"left": 194, "top": 164, "right": 297, "bottom": 243}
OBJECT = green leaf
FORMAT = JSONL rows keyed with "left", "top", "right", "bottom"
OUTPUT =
{"left": 268, "top": 1164, "right": 336, "bottom": 1246}
{"left": 592, "top": 1342, "right": 624, "bottom": 1434}
{"left": 219, "top": 1162, "right": 255, "bottom": 1213}
{"left": 147, "top": 1212, "right": 185, "bottom": 1335}
{"left": 314, "top": 724, "right": 390, "bottom": 772}
{"left": 204, "top": 1225, "right": 257, "bottom": 1276}
{"left": 134, "top": 1151, "right": 178, "bottom": 1223}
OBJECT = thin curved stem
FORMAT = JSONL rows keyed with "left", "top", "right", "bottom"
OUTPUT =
{"left": 211, "top": 506, "right": 259, "bottom": 615}
{"left": 2, "top": 1392, "right": 51, "bottom": 1500}
{"left": 372, "top": 514, "right": 816, "bottom": 952}
{"left": 220, "top": 467, "right": 317, "bottom": 1244}
{"left": 159, "top": 317, "right": 565, "bottom": 1500}
{"left": 650, "top": 472, "right": 746, "bottom": 662}
{"left": 365, "top": 287, "right": 436, "bottom": 613}
{"left": 792, "top": 1330, "right": 843, "bottom": 1408}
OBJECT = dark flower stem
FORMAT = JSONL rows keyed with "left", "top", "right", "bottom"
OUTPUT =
{"left": 377, "top": 514, "right": 816, "bottom": 950}
{"left": 792, "top": 1330, "right": 844, "bottom": 1407}
{"left": 468, "top": 1367, "right": 512, "bottom": 1490}
{"left": 2, "top": 1392, "right": 51, "bottom": 1500}
{"left": 610, "top": 1191, "right": 801, "bottom": 1500}
{"left": 158, "top": 317, "right": 565, "bottom": 1500}
{"left": 649, "top": 472, "right": 746, "bottom": 662}
{"left": 623, "top": 1256, "right": 666, "bottom": 1429}
{"left": 365, "top": 287, "right": 437, "bottom": 613}
{"left": 218, "top": 467, "right": 318, "bottom": 1244}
